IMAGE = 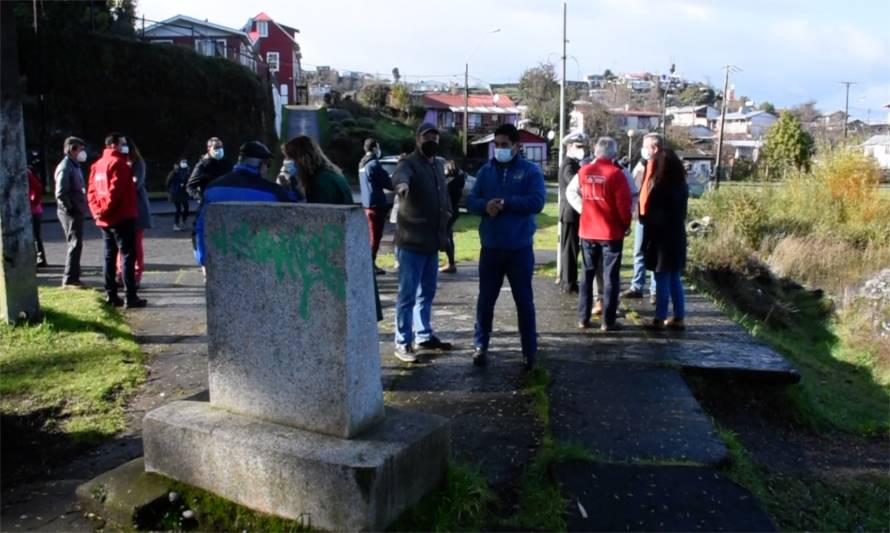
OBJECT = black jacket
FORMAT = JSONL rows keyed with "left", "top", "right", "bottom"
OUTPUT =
{"left": 187, "top": 156, "right": 233, "bottom": 201}
{"left": 559, "top": 156, "right": 581, "bottom": 223}
{"left": 392, "top": 151, "right": 451, "bottom": 253}
{"left": 642, "top": 150, "right": 688, "bottom": 273}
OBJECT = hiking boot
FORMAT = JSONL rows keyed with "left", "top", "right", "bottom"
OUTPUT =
{"left": 415, "top": 336, "right": 453, "bottom": 351}
{"left": 105, "top": 294, "right": 124, "bottom": 307}
{"left": 666, "top": 317, "right": 686, "bottom": 331}
{"left": 621, "top": 288, "right": 643, "bottom": 299}
{"left": 394, "top": 344, "right": 418, "bottom": 363}
{"left": 472, "top": 347, "right": 488, "bottom": 367}
{"left": 125, "top": 297, "right": 148, "bottom": 309}
{"left": 644, "top": 319, "right": 666, "bottom": 331}
{"left": 592, "top": 299, "right": 603, "bottom": 315}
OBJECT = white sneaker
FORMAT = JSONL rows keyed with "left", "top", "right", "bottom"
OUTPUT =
{"left": 173, "top": 224, "right": 181, "bottom": 232}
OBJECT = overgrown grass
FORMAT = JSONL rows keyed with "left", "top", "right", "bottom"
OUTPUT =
{"left": 0, "top": 287, "right": 144, "bottom": 440}
{"left": 392, "top": 461, "right": 496, "bottom": 531}
{"left": 718, "top": 427, "right": 890, "bottom": 532}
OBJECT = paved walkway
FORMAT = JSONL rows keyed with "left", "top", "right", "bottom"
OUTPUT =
{"left": 2, "top": 210, "right": 789, "bottom": 530}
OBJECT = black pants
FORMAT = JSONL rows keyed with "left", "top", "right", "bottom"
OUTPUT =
{"left": 101, "top": 218, "right": 138, "bottom": 298}
{"left": 559, "top": 220, "right": 580, "bottom": 292}
{"left": 58, "top": 209, "right": 84, "bottom": 284}
{"left": 173, "top": 199, "right": 190, "bottom": 225}
{"left": 444, "top": 213, "right": 460, "bottom": 265}
{"left": 579, "top": 239, "right": 623, "bottom": 326}
{"left": 32, "top": 214, "right": 46, "bottom": 263}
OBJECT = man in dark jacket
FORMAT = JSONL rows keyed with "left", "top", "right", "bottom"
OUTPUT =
{"left": 391, "top": 123, "right": 453, "bottom": 363}
{"left": 194, "top": 141, "right": 295, "bottom": 267}
{"left": 54, "top": 136, "right": 89, "bottom": 287}
{"left": 358, "top": 137, "right": 394, "bottom": 275}
{"left": 88, "top": 133, "right": 145, "bottom": 308}
{"left": 187, "top": 137, "right": 232, "bottom": 249}
{"left": 557, "top": 132, "right": 588, "bottom": 293}
{"left": 467, "top": 124, "right": 546, "bottom": 370}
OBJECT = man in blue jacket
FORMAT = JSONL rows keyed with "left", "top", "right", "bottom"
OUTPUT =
{"left": 358, "top": 137, "right": 393, "bottom": 275}
{"left": 467, "top": 124, "right": 546, "bottom": 371}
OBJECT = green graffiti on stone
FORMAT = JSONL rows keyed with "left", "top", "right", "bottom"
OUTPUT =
{"left": 209, "top": 221, "right": 346, "bottom": 320}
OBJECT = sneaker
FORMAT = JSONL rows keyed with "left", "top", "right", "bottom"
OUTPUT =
{"left": 472, "top": 347, "right": 488, "bottom": 367}
{"left": 439, "top": 264, "right": 457, "bottom": 274}
{"left": 578, "top": 321, "right": 591, "bottom": 329}
{"left": 173, "top": 224, "right": 182, "bottom": 232}
{"left": 105, "top": 294, "right": 124, "bottom": 307}
{"left": 665, "top": 317, "right": 686, "bottom": 331}
{"left": 36, "top": 259, "right": 48, "bottom": 268}
{"left": 592, "top": 299, "right": 603, "bottom": 315}
{"left": 394, "top": 344, "right": 418, "bottom": 363}
{"left": 415, "top": 336, "right": 453, "bottom": 351}
{"left": 644, "top": 319, "right": 666, "bottom": 331}
{"left": 125, "top": 297, "right": 148, "bottom": 309}
{"left": 621, "top": 288, "right": 643, "bottom": 299}
{"left": 62, "top": 280, "right": 85, "bottom": 289}
{"left": 600, "top": 322, "right": 623, "bottom": 332}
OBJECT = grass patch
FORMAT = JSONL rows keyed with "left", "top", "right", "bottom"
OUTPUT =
{"left": 717, "top": 427, "right": 890, "bottom": 532}
{"left": 0, "top": 287, "right": 144, "bottom": 440}
{"left": 392, "top": 461, "right": 496, "bottom": 531}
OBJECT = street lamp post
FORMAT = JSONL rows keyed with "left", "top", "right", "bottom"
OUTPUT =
{"left": 627, "top": 129, "right": 635, "bottom": 162}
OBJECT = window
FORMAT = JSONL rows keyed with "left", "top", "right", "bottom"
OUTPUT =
{"left": 257, "top": 21, "right": 268, "bottom": 37}
{"left": 469, "top": 113, "right": 482, "bottom": 130}
{"left": 267, "top": 52, "right": 280, "bottom": 73}
{"left": 151, "top": 39, "right": 173, "bottom": 45}
{"left": 525, "top": 146, "right": 544, "bottom": 166}
{"left": 195, "top": 39, "right": 215, "bottom": 56}
{"left": 216, "top": 39, "right": 227, "bottom": 58}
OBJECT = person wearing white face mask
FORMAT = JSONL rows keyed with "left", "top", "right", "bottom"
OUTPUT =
{"left": 622, "top": 133, "right": 662, "bottom": 304}
{"left": 166, "top": 159, "right": 191, "bottom": 231}
{"left": 54, "top": 136, "right": 90, "bottom": 288}
{"left": 558, "top": 132, "right": 588, "bottom": 294}
{"left": 358, "top": 137, "right": 394, "bottom": 275}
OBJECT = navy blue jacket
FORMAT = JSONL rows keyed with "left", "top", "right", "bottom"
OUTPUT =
{"left": 194, "top": 164, "right": 295, "bottom": 265}
{"left": 467, "top": 155, "right": 546, "bottom": 251}
{"left": 358, "top": 155, "right": 393, "bottom": 208}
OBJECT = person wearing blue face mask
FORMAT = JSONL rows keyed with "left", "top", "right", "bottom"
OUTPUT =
{"left": 467, "top": 123, "right": 546, "bottom": 371}
{"left": 187, "top": 137, "right": 233, "bottom": 252}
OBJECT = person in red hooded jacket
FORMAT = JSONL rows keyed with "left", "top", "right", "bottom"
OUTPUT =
{"left": 27, "top": 165, "right": 47, "bottom": 267}
{"left": 88, "top": 132, "right": 146, "bottom": 308}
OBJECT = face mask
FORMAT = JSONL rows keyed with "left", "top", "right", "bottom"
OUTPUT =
{"left": 495, "top": 148, "right": 514, "bottom": 163}
{"left": 375, "top": 148, "right": 382, "bottom": 158}
{"left": 211, "top": 148, "right": 224, "bottom": 160}
{"left": 76, "top": 150, "right": 87, "bottom": 163}
{"left": 640, "top": 146, "right": 651, "bottom": 161}
{"left": 420, "top": 141, "right": 438, "bottom": 158}
{"left": 568, "top": 147, "right": 584, "bottom": 160}
{"left": 118, "top": 145, "right": 130, "bottom": 155}
{"left": 284, "top": 160, "right": 297, "bottom": 176}
{"left": 180, "top": 161, "right": 188, "bottom": 169}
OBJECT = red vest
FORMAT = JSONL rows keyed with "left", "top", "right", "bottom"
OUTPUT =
{"left": 577, "top": 158, "right": 632, "bottom": 241}
{"left": 88, "top": 148, "right": 138, "bottom": 227}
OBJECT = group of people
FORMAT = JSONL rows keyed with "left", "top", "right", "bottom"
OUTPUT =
{"left": 559, "top": 131, "right": 688, "bottom": 332}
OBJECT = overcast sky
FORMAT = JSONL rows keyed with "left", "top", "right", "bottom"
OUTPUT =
{"left": 138, "top": 0, "right": 890, "bottom": 122}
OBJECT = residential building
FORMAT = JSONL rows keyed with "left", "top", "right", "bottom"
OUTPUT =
{"left": 142, "top": 15, "right": 258, "bottom": 72}
{"left": 472, "top": 129, "right": 549, "bottom": 170}
{"left": 863, "top": 135, "right": 890, "bottom": 170}
{"left": 609, "top": 106, "right": 661, "bottom": 132}
{"left": 709, "top": 108, "right": 777, "bottom": 138}
{"left": 666, "top": 105, "right": 719, "bottom": 128}
{"left": 724, "top": 139, "right": 763, "bottom": 161}
{"left": 677, "top": 149, "right": 714, "bottom": 181}
{"left": 421, "top": 93, "right": 520, "bottom": 135}
{"left": 243, "top": 12, "right": 306, "bottom": 105}
{"left": 623, "top": 72, "right": 655, "bottom": 92}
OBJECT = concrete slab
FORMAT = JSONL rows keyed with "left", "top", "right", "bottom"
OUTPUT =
{"left": 74, "top": 457, "right": 168, "bottom": 529}
{"left": 143, "top": 401, "right": 450, "bottom": 531}
{"left": 553, "top": 460, "right": 774, "bottom": 532}
{"left": 549, "top": 362, "right": 727, "bottom": 465}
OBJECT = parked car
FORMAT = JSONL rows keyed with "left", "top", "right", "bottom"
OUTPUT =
{"left": 378, "top": 155, "right": 475, "bottom": 209}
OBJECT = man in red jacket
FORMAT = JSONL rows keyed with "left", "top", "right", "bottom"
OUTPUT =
{"left": 566, "top": 136, "right": 632, "bottom": 331}
{"left": 88, "top": 132, "right": 146, "bottom": 308}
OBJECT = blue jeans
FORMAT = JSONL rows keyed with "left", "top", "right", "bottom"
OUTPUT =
{"left": 474, "top": 246, "right": 537, "bottom": 358}
{"left": 654, "top": 271, "right": 685, "bottom": 321}
{"left": 631, "top": 220, "right": 655, "bottom": 294}
{"left": 395, "top": 248, "right": 439, "bottom": 346}
{"left": 579, "top": 239, "right": 623, "bottom": 326}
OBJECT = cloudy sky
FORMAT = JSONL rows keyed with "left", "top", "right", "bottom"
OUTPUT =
{"left": 138, "top": 0, "right": 890, "bottom": 121}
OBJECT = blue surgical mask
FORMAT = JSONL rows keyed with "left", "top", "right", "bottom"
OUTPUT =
{"left": 284, "top": 160, "right": 297, "bottom": 176}
{"left": 640, "top": 147, "right": 651, "bottom": 161}
{"left": 212, "top": 148, "right": 224, "bottom": 160}
{"left": 495, "top": 148, "right": 514, "bottom": 163}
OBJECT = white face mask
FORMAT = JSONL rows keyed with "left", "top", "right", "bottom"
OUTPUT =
{"left": 640, "top": 146, "right": 651, "bottom": 161}
{"left": 568, "top": 146, "right": 584, "bottom": 160}
{"left": 180, "top": 161, "right": 188, "bottom": 169}
{"left": 375, "top": 148, "right": 382, "bottom": 158}
{"left": 119, "top": 145, "right": 130, "bottom": 155}
{"left": 76, "top": 150, "right": 87, "bottom": 163}
{"left": 495, "top": 147, "right": 514, "bottom": 163}
{"left": 211, "top": 148, "right": 224, "bottom": 160}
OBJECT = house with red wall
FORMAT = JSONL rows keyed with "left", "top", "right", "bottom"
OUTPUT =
{"left": 243, "top": 12, "right": 306, "bottom": 105}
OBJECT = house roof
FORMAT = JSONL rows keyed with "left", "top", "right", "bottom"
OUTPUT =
{"left": 677, "top": 149, "right": 714, "bottom": 160}
{"left": 863, "top": 135, "right": 890, "bottom": 146}
{"left": 725, "top": 140, "right": 763, "bottom": 148}
{"left": 722, "top": 110, "right": 776, "bottom": 121}
{"left": 245, "top": 13, "right": 300, "bottom": 45}
{"left": 609, "top": 107, "right": 661, "bottom": 117}
{"left": 144, "top": 14, "right": 250, "bottom": 39}
{"left": 423, "top": 93, "right": 519, "bottom": 114}
{"left": 471, "top": 129, "right": 548, "bottom": 145}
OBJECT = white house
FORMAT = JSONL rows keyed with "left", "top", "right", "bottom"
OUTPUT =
{"left": 710, "top": 108, "right": 778, "bottom": 138}
{"left": 142, "top": 15, "right": 258, "bottom": 72}
{"left": 863, "top": 135, "right": 890, "bottom": 170}
{"left": 666, "top": 105, "right": 719, "bottom": 127}
{"left": 724, "top": 139, "right": 763, "bottom": 161}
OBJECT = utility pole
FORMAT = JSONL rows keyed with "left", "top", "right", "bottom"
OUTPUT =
{"left": 556, "top": 0, "right": 567, "bottom": 280}
{"left": 463, "top": 62, "right": 469, "bottom": 156}
{"left": 840, "top": 81, "right": 855, "bottom": 138}
{"left": 713, "top": 64, "right": 740, "bottom": 189}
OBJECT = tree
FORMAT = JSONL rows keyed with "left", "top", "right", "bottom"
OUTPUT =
{"left": 677, "top": 85, "right": 715, "bottom": 106}
{"left": 14, "top": 0, "right": 136, "bottom": 37}
{"left": 759, "top": 101, "right": 776, "bottom": 115}
{"left": 602, "top": 69, "right": 616, "bottom": 81}
{"left": 389, "top": 83, "right": 410, "bottom": 113}
{"left": 518, "top": 62, "right": 560, "bottom": 130}
{"left": 358, "top": 83, "right": 390, "bottom": 109}
{"left": 763, "top": 111, "right": 815, "bottom": 176}
{"left": 391, "top": 67, "right": 401, "bottom": 84}
{"left": 578, "top": 101, "right": 613, "bottom": 139}
{"left": 788, "top": 100, "right": 820, "bottom": 124}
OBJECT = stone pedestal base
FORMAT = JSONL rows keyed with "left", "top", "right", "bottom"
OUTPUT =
{"left": 143, "top": 401, "right": 450, "bottom": 531}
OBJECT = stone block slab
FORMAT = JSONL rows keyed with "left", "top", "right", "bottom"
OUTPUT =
{"left": 75, "top": 457, "right": 170, "bottom": 528}
{"left": 204, "top": 202, "right": 383, "bottom": 438}
{"left": 143, "top": 400, "right": 450, "bottom": 531}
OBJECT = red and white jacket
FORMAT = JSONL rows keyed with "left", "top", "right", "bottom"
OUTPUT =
{"left": 566, "top": 157, "right": 632, "bottom": 241}
{"left": 88, "top": 148, "right": 137, "bottom": 227}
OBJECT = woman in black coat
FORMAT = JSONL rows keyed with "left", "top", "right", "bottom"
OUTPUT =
{"left": 642, "top": 149, "right": 688, "bottom": 330}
